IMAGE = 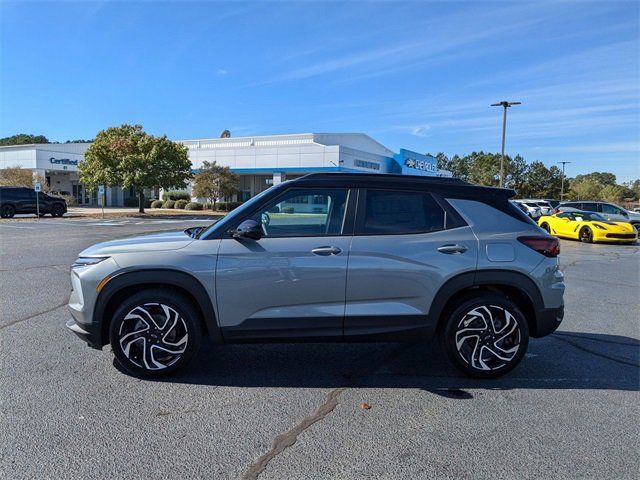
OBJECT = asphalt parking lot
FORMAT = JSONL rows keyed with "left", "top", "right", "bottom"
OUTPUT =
{"left": 1, "top": 218, "right": 638, "bottom": 479}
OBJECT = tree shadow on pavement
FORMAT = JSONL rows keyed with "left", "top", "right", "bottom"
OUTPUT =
{"left": 123, "top": 331, "right": 640, "bottom": 398}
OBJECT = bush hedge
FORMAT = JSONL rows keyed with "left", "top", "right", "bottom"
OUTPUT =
{"left": 282, "top": 206, "right": 295, "bottom": 214}
{"left": 162, "top": 200, "right": 176, "bottom": 209}
{"left": 151, "top": 200, "right": 164, "bottom": 209}
{"left": 216, "top": 201, "right": 244, "bottom": 211}
{"left": 185, "top": 202, "right": 203, "bottom": 210}
{"left": 162, "top": 191, "right": 191, "bottom": 201}
{"left": 174, "top": 199, "right": 189, "bottom": 209}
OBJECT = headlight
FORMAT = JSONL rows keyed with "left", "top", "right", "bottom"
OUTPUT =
{"left": 593, "top": 224, "right": 607, "bottom": 230}
{"left": 71, "top": 256, "right": 110, "bottom": 269}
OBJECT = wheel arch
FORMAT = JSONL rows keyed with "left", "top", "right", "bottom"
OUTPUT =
{"left": 431, "top": 270, "right": 545, "bottom": 337}
{"left": 94, "top": 269, "right": 222, "bottom": 347}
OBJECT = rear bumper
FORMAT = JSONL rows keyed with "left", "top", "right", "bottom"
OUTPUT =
{"left": 533, "top": 305, "right": 564, "bottom": 338}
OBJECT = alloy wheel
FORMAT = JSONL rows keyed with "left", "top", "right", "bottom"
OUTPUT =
{"left": 454, "top": 305, "right": 521, "bottom": 371}
{"left": 118, "top": 303, "right": 189, "bottom": 371}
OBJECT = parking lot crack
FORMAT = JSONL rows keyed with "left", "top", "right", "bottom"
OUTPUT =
{"left": 240, "top": 386, "right": 347, "bottom": 480}
{"left": 0, "top": 301, "right": 67, "bottom": 330}
{"left": 552, "top": 335, "right": 639, "bottom": 368}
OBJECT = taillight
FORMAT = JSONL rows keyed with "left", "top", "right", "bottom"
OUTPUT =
{"left": 518, "top": 236, "right": 560, "bottom": 257}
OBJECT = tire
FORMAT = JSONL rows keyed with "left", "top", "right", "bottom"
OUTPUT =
{"left": 0, "top": 204, "right": 16, "bottom": 218}
{"left": 51, "top": 204, "right": 65, "bottom": 217}
{"left": 109, "top": 289, "right": 203, "bottom": 377}
{"left": 540, "top": 222, "right": 550, "bottom": 233}
{"left": 579, "top": 226, "right": 593, "bottom": 243}
{"left": 632, "top": 223, "right": 640, "bottom": 235}
{"left": 442, "top": 292, "right": 529, "bottom": 379}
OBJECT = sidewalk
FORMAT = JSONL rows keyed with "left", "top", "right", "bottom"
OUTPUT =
{"left": 65, "top": 206, "right": 226, "bottom": 219}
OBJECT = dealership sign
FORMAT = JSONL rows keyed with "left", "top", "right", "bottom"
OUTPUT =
{"left": 49, "top": 157, "right": 79, "bottom": 166}
{"left": 404, "top": 157, "right": 437, "bottom": 173}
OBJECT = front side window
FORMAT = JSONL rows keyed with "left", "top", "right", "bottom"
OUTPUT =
{"left": 250, "top": 188, "right": 349, "bottom": 238}
{"left": 601, "top": 203, "right": 621, "bottom": 215}
{"left": 361, "top": 189, "right": 445, "bottom": 234}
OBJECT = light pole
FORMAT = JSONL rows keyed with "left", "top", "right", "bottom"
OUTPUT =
{"left": 557, "top": 161, "right": 571, "bottom": 200}
{"left": 491, "top": 100, "right": 521, "bottom": 188}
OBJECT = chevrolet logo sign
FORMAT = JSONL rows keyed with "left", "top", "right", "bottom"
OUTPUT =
{"left": 405, "top": 159, "right": 416, "bottom": 168}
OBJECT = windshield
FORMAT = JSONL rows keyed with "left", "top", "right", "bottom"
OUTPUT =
{"left": 195, "top": 185, "right": 278, "bottom": 239}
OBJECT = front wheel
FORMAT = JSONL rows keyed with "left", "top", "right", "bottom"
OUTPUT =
{"left": 579, "top": 226, "right": 593, "bottom": 243}
{"left": 52, "top": 204, "right": 65, "bottom": 217}
{"left": 442, "top": 293, "right": 529, "bottom": 378}
{"left": 109, "top": 289, "right": 203, "bottom": 377}
{"left": 540, "top": 222, "right": 550, "bottom": 233}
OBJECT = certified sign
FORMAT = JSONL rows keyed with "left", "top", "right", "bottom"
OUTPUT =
{"left": 34, "top": 182, "right": 41, "bottom": 192}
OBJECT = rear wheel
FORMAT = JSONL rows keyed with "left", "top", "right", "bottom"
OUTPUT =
{"left": 579, "top": 226, "right": 593, "bottom": 243}
{"left": 52, "top": 204, "right": 65, "bottom": 217}
{"left": 109, "top": 289, "right": 202, "bottom": 377}
{"left": 442, "top": 293, "right": 529, "bottom": 378}
{"left": 1, "top": 204, "right": 15, "bottom": 218}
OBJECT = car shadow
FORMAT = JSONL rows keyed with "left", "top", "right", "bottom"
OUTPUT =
{"left": 118, "top": 331, "right": 640, "bottom": 398}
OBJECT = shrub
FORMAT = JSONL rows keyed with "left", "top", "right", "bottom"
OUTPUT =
{"left": 163, "top": 200, "right": 176, "bottom": 209}
{"left": 282, "top": 206, "right": 295, "bottom": 214}
{"left": 151, "top": 200, "right": 164, "bottom": 209}
{"left": 174, "top": 199, "right": 189, "bottom": 209}
{"left": 162, "top": 191, "right": 191, "bottom": 201}
{"left": 226, "top": 201, "right": 243, "bottom": 211}
{"left": 185, "top": 202, "right": 203, "bottom": 210}
{"left": 217, "top": 202, "right": 226, "bottom": 211}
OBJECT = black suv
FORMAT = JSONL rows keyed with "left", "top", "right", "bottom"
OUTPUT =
{"left": 0, "top": 187, "right": 67, "bottom": 218}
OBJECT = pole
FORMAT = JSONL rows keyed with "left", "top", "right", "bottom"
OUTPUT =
{"left": 557, "top": 161, "right": 571, "bottom": 200}
{"left": 499, "top": 106, "right": 508, "bottom": 188}
{"left": 491, "top": 101, "right": 521, "bottom": 188}
{"left": 36, "top": 192, "right": 39, "bottom": 220}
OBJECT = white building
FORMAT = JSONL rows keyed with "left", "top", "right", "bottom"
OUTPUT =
{"left": 0, "top": 133, "right": 445, "bottom": 206}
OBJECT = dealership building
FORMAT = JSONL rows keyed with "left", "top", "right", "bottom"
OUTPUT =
{"left": 0, "top": 133, "right": 446, "bottom": 206}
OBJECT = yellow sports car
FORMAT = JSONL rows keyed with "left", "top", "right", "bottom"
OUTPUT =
{"left": 538, "top": 211, "right": 638, "bottom": 244}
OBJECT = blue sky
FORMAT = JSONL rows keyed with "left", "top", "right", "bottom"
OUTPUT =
{"left": 1, "top": 0, "right": 638, "bottom": 181}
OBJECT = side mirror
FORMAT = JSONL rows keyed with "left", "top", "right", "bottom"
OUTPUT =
{"left": 233, "top": 219, "right": 262, "bottom": 240}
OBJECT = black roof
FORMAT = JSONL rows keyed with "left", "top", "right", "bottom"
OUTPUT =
{"left": 293, "top": 172, "right": 516, "bottom": 200}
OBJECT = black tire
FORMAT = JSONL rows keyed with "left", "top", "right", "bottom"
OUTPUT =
{"left": 1, "top": 204, "right": 16, "bottom": 218}
{"left": 540, "top": 222, "right": 550, "bottom": 233}
{"left": 579, "top": 226, "right": 593, "bottom": 243}
{"left": 442, "top": 292, "right": 529, "bottom": 379}
{"left": 109, "top": 289, "right": 203, "bottom": 377}
{"left": 51, "top": 204, "right": 65, "bottom": 217}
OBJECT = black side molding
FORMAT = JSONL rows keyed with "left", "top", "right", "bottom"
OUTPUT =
{"left": 94, "top": 269, "right": 222, "bottom": 346}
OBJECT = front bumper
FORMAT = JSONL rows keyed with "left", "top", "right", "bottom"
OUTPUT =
{"left": 66, "top": 318, "right": 102, "bottom": 349}
{"left": 533, "top": 305, "right": 564, "bottom": 338}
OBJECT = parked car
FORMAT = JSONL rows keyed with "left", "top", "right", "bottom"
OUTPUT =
{"left": 514, "top": 200, "right": 542, "bottom": 219}
{"left": 559, "top": 201, "right": 640, "bottom": 232}
{"left": 532, "top": 200, "right": 553, "bottom": 215}
{"left": 67, "top": 173, "right": 565, "bottom": 379}
{"left": 0, "top": 187, "right": 67, "bottom": 218}
{"left": 543, "top": 199, "right": 561, "bottom": 209}
{"left": 538, "top": 211, "right": 637, "bottom": 244}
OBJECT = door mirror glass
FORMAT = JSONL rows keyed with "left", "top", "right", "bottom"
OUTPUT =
{"left": 233, "top": 219, "right": 262, "bottom": 240}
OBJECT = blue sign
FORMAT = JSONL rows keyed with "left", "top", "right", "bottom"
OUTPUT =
{"left": 393, "top": 149, "right": 438, "bottom": 176}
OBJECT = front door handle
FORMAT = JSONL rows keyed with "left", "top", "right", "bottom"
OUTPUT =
{"left": 437, "top": 244, "right": 467, "bottom": 254}
{"left": 311, "top": 246, "right": 342, "bottom": 256}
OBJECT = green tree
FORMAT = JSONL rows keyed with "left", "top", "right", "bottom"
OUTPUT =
{"left": 567, "top": 178, "right": 602, "bottom": 200}
{"left": 573, "top": 172, "right": 617, "bottom": 186}
{"left": 600, "top": 184, "right": 627, "bottom": 203}
{"left": 0, "top": 134, "right": 49, "bottom": 146}
{"left": 79, "top": 124, "right": 191, "bottom": 213}
{"left": 467, "top": 151, "right": 501, "bottom": 186}
{"left": 192, "top": 160, "right": 239, "bottom": 210}
{"left": 504, "top": 154, "right": 529, "bottom": 194}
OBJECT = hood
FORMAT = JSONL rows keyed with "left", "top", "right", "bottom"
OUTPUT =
{"left": 625, "top": 210, "right": 640, "bottom": 220}
{"left": 80, "top": 230, "right": 195, "bottom": 256}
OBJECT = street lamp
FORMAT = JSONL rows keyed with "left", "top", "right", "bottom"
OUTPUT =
{"left": 491, "top": 100, "right": 521, "bottom": 188}
{"left": 557, "top": 161, "right": 571, "bottom": 200}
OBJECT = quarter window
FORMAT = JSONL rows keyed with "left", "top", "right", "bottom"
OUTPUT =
{"left": 601, "top": 204, "right": 621, "bottom": 215}
{"left": 361, "top": 189, "right": 445, "bottom": 234}
{"left": 250, "top": 188, "right": 349, "bottom": 238}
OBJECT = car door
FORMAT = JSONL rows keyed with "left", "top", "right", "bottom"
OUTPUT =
{"left": 215, "top": 187, "right": 354, "bottom": 341}
{"left": 18, "top": 189, "right": 37, "bottom": 213}
{"left": 552, "top": 212, "right": 575, "bottom": 236}
{"left": 344, "top": 188, "right": 477, "bottom": 339}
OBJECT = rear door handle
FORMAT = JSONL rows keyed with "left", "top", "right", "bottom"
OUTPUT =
{"left": 437, "top": 244, "right": 467, "bottom": 254}
{"left": 311, "top": 246, "right": 342, "bottom": 256}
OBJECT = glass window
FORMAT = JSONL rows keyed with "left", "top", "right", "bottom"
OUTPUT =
{"left": 580, "top": 202, "right": 598, "bottom": 212}
{"left": 601, "top": 203, "right": 621, "bottom": 214}
{"left": 362, "top": 190, "right": 445, "bottom": 234}
{"left": 251, "top": 188, "right": 348, "bottom": 238}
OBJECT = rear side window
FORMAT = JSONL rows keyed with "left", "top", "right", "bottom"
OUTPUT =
{"left": 580, "top": 202, "right": 598, "bottom": 212}
{"left": 360, "top": 189, "right": 445, "bottom": 234}
{"left": 0, "top": 188, "right": 30, "bottom": 201}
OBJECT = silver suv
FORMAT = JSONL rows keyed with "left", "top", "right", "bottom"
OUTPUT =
{"left": 67, "top": 173, "right": 565, "bottom": 378}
